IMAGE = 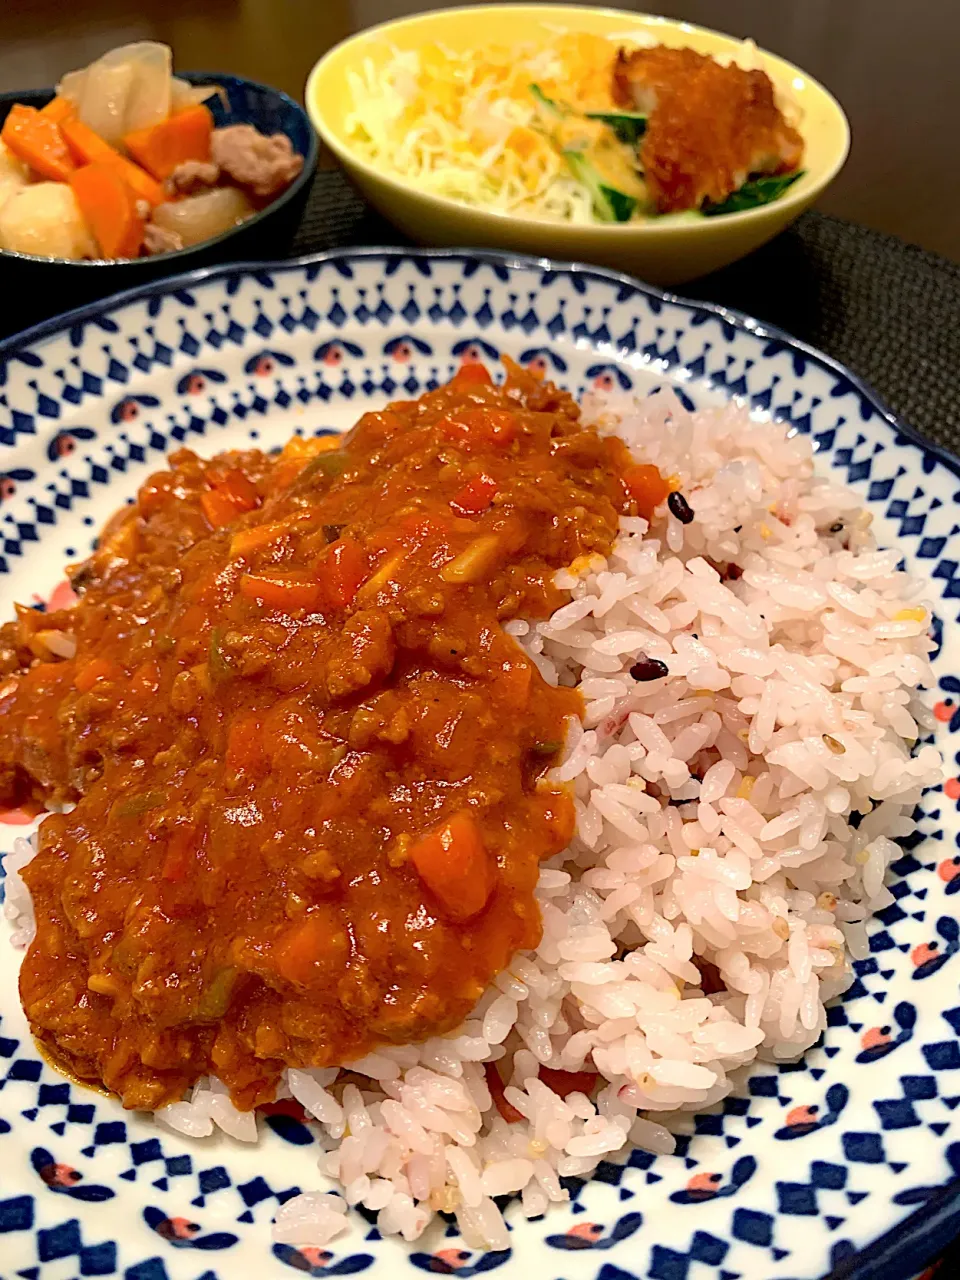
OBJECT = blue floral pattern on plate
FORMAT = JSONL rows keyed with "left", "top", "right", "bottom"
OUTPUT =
{"left": 0, "top": 248, "right": 958, "bottom": 1280}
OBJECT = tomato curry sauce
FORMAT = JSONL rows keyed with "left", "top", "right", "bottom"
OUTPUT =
{"left": 0, "top": 361, "right": 650, "bottom": 1112}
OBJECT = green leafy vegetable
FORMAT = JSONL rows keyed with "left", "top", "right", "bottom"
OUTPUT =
{"left": 585, "top": 111, "right": 648, "bottom": 146}
{"left": 562, "top": 150, "right": 637, "bottom": 222}
{"left": 530, "top": 739, "right": 563, "bottom": 758}
{"left": 529, "top": 83, "right": 565, "bottom": 118}
{"left": 703, "top": 170, "right": 804, "bottom": 216}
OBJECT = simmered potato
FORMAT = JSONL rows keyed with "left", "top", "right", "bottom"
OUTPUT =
{"left": 0, "top": 182, "right": 95, "bottom": 259}
{"left": 0, "top": 141, "right": 29, "bottom": 211}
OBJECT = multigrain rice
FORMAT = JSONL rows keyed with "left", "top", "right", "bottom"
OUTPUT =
{"left": 2, "top": 388, "right": 943, "bottom": 1249}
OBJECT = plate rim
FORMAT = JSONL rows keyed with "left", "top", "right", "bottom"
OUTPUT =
{"left": 1, "top": 243, "right": 956, "bottom": 1280}
{"left": 1, "top": 245, "right": 956, "bottom": 488}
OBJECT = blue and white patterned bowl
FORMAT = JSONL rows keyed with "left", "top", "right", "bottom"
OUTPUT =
{"left": 0, "top": 249, "right": 958, "bottom": 1280}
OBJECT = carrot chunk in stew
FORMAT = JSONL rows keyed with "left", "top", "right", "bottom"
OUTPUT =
{"left": 123, "top": 104, "right": 214, "bottom": 181}
{"left": 1, "top": 103, "right": 76, "bottom": 182}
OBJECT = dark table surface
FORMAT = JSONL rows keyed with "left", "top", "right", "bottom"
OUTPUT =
{"left": 0, "top": 0, "right": 958, "bottom": 264}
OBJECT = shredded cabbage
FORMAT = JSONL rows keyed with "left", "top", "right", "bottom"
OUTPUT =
{"left": 344, "top": 39, "right": 609, "bottom": 224}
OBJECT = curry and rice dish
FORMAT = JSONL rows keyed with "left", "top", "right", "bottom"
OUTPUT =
{"left": 345, "top": 34, "right": 805, "bottom": 223}
{"left": 0, "top": 362, "right": 942, "bottom": 1250}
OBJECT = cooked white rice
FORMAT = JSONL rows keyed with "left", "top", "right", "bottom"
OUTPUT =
{"left": 2, "top": 388, "right": 944, "bottom": 1251}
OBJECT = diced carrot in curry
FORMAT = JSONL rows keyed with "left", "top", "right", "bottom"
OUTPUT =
{"left": 225, "top": 711, "right": 265, "bottom": 773}
{"left": 275, "top": 908, "right": 349, "bottom": 986}
{"left": 270, "top": 435, "right": 342, "bottom": 492}
{"left": 409, "top": 811, "right": 494, "bottom": 922}
{"left": 622, "top": 462, "right": 672, "bottom": 519}
{"left": 438, "top": 406, "right": 518, "bottom": 449}
{"left": 318, "top": 538, "right": 366, "bottom": 608}
{"left": 129, "top": 659, "right": 161, "bottom": 696}
{"left": 450, "top": 471, "right": 497, "bottom": 515}
{"left": 239, "top": 571, "right": 324, "bottom": 612}
{"left": 200, "top": 468, "right": 261, "bottom": 527}
{"left": 451, "top": 361, "right": 493, "bottom": 386}
{"left": 161, "top": 825, "right": 197, "bottom": 883}
{"left": 74, "top": 656, "right": 120, "bottom": 693}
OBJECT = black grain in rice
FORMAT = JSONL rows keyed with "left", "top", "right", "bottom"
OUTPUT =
{"left": 667, "top": 491, "right": 694, "bottom": 524}
{"left": 630, "top": 656, "right": 669, "bottom": 682}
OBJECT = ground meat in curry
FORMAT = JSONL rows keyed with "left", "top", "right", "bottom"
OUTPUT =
{"left": 0, "top": 360, "right": 650, "bottom": 1113}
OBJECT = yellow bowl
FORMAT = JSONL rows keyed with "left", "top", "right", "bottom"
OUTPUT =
{"left": 306, "top": 5, "right": 850, "bottom": 286}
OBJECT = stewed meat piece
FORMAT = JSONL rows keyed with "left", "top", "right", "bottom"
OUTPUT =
{"left": 210, "top": 124, "right": 304, "bottom": 199}
{"left": 143, "top": 222, "right": 183, "bottom": 255}
{"left": 166, "top": 159, "right": 221, "bottom": 196}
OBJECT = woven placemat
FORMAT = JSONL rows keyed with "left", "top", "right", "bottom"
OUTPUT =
{"left": 289, "top": 170, "right": 960, "bottom": 455}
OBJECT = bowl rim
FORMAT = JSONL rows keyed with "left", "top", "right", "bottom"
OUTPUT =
{"left": 0, "top": 70, "right": 319, "bottom": 269}
{"left": 305, "top": 2, "right": 851, "bottom": 238}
